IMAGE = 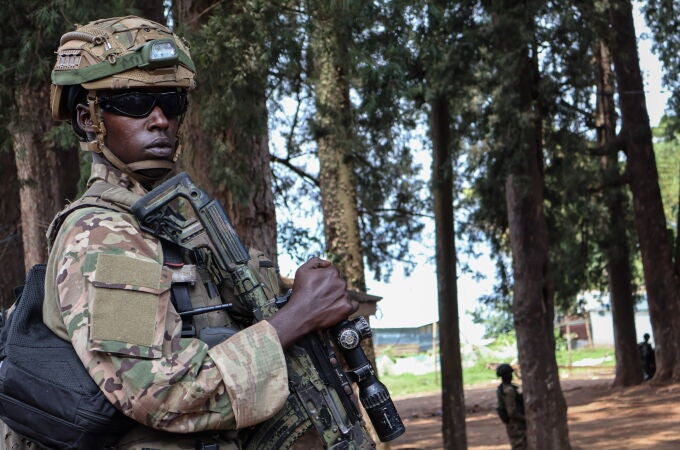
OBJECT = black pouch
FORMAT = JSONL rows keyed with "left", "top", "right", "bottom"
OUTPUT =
{"left": 0, "top": 264, "right": 134, "bottom": 449}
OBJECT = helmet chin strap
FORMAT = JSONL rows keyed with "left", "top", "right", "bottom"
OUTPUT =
{"left": 82, "top": 93, "right": 179, "bottom": 186}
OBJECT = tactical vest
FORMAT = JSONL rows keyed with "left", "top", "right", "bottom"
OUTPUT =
{"left": 496, "top": 383, "right": 524, "bottom": 425}
{"left": 3, "top": 180, "right": 284, "bottom": 450}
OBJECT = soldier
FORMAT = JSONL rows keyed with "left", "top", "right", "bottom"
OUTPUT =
{"left": 638, "top": 333, "right": 656, "bottom": 381}
{"left": 1, "top": 16, "right": 358, "bottom": 449}
{"left": 495, "top": 363, "right": 527, "bottom": 450}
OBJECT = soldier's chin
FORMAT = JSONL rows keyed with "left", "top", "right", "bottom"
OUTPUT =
{"left": 135, "top": 167, "right": 174, "bottom": 185}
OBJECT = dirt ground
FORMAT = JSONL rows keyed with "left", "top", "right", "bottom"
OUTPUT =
{"left": 387, "top": 368, "right": 680, "bottom": 449}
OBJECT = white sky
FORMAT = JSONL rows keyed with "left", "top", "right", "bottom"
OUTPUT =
{"left": 276, "top": 4, "right": 670, "bottom": 344}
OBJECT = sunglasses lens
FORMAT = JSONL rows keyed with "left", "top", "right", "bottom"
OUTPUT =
{"left": 157, "top": 93, "right": 187, "bottom": 117}
{"left": 99, "top": 92, "right": 187, "bottom": 118}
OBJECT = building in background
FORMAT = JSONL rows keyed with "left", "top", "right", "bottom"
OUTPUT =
{"left": 558, "top": 292, "right": 653, "bottom": 348}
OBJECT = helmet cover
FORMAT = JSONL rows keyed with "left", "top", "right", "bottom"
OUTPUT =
{"left": 51, "top": 16, "right": 196, "bottom": 121}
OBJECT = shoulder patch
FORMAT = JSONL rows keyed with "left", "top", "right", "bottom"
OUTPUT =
{"left": 94, "top": 253, "right": 164, "bottom": 290}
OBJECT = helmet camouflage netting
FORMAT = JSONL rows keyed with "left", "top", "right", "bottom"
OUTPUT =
{"left": 50, "top": 16, "right": 196, "bottom": 121}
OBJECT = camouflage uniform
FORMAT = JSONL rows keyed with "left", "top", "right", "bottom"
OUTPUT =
{"left": 38, "top": 162, "right": 289, "bottom": 448}
{"left": 497, "top": 382, "right": 527, "bottom": 450}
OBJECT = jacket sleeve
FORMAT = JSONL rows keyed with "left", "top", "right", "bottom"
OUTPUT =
{"left": 47, "top": 208, "right": 288, "bottom": 432}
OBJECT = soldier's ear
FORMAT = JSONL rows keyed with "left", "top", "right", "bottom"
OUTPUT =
{"left": 76, "top": 104, "right": 97, "bottom": 134}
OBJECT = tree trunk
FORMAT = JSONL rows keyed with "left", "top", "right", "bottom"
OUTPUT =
{"left": 312, "top": 40, "right": 364, "bottom": 290}
{"left": 431, "top": 96, "right": 467, "bottom": 449}
{"left": 11, "top": 85, "right": 79, "bottom": 270}
{"left": 174, "top": 0, "right": 279, "bottom": 264}
{"left": 675, "top": 172, "right": 680, "bottom": 279}
{"left": 309, "top": 2, "right": 384, "bottom": 448}
{"left": 594, "top": 39, "right": 642, "bottom": 386}
{"left": 0, "top": 149, "right": 24, "bottom": 308}
{"left": 500, "top": 23, "right": 571, "bottom": 450}
{"left": 506, "top": 169, "right": 571, "bottom": 450}
{"left": 607, "top": 0, "right": 680, "bottom": 382}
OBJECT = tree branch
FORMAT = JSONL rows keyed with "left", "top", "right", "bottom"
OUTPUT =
{"left": 270, "top": 154, "right": 319, "bottom": 187}
{"left": 358, "top": 207, "right": 433, "bottom": 219}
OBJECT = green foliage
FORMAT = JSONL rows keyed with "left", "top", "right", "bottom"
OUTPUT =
{"left": 174, "top": 1, "right": 292, "bottom": 202}
{"left": 458, "top": 1, "right": 647, "bottom": 333}
{"left": 382, "top": 344, "right": 616, "bottom": 397}
{"left": 380, "top": 372, "right": 441, "bottom": 397}
{"left": 348, "top": 1, "right": 431, "bottom": 280}
{"left": 555, "top": 346, "right": 615, "bottom": 368}
{"left": 653, "top": 119, "right": 680, "bottom": 231}
{"left": 0, "top": 0, "right": 141, "bottom": 91}
{"left": 487, "top": 329, "right": 517, "bottom": 350}
{"left": 471, "top": 261, "right": 515, "bottom": 338}
{"left": 643, "top": 0, "right": 680, "bottom": 133}
{"left": 0, "top": 0, "right": 142, "bottom": 155}
{"left": 257, "top": 1, "right": 430, "bottom": 279}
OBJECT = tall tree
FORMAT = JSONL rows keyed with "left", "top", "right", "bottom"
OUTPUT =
{"left": 271, "top": 3, "right": 427, "bottom": 283}
{"left": 0, "top": 2, "right": 143, "bottom": 270}
{"left": 484, "top": 1, "right": 571, "bottom": 447}
{"left": 308, "top": 0, "right": 365, "bottom": 289}
{"left": 651, "top": 121, "right": 680, "bottom": 280}
{"left": 174, "top": 0, "right": 280, "bottom": 262}
{"left": 11, "top": 85, "right": 80, "bottom": 270}
{"left": 416, "top": 1, "right": 486, "bottom": 447}
{"left": 431, "top": 95, "right": 467, "bottom": 449}
{"left": 606, "top": 0, "right": 680, "bottom": 381}
{"left": 0, "top": 149, "right": 24, "bottom": 307}
{"left": 643, "top": 0, "right": 680, "bottom": 296}
{"left": 306, "top": 1, "right": 385, "bottom": 447}
{"left": 593, "top": 38, "right": 642, "bottom": 386}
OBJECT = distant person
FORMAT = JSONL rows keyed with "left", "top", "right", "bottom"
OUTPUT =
{"left": 495, "top": 363, "right": 527, "bottom": 450}
{"left": 638, "top": 333, "right": 656, "bottom": 380}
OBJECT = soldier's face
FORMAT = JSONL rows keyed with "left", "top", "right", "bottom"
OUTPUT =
{"left": 101, "top": 93, "right": 180, "bottom": 165}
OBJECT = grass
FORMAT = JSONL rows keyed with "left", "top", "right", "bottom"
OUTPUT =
{"left": 555, "top": 346, "right": 615, "bottom": 367}
{"left": 381, "top": 345, "right": 616, "bottom": 398}
{"left": 380, "top": 372, "right": 441, "bottom": 397}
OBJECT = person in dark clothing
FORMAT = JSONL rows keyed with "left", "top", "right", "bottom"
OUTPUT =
{"left": 496, "top": 363, "right": 527, "bottom": 450}
{"left": 638, "top": 333, "right": 656, "bottom": 380}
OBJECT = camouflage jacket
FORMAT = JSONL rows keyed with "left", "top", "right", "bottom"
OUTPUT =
{"left": 498, "top": 382, "right": 525, "bottom": 422}
{"left": 42, "top": 163, "right": 288, "bottom": 434}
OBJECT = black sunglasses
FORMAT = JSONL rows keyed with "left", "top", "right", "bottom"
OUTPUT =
{"left": 98, "top": 91, "right": 188, "bottom": 118}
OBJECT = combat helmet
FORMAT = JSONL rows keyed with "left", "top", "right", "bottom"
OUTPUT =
{"left": 496, "top": 363, "right": 513, "bottom": 378}
{"left": 50, "top": 16, "right": 196, "bottom": 182}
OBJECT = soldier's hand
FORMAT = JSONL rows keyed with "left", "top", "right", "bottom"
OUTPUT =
{"left": 267, "top": 257, "right": 359, "bottom": 348}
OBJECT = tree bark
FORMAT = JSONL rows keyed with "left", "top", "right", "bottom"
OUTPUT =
{"left": 594, "top": 39, "right": 642, "bottom": 387}
{"left": 607, "top": 0, "right": 680, "bottom": 381}
{"left": 675, "top": 173, "right": 680, "bottom": 279}
{"left": 309, "top": 2, "right": 384, "bottom": 447}
{"left": 0, "top": 149, "right": 24, "bottom": 308}
{"left": 11, "top": 85, "right": 79, "bottom": 271}
{"left": 431, "top": 96, "right": 468, "bottom": 449}
{"left": 505, "top": 165, "right": 571, "bottom": 449}
{"left": 311, "top": 32, "right": 364, "bottom": 290}
{"left": 495, "top": 10, "right": 571, "bottom": 447}
{"left": 174, "top": 0, "right": 279, "bottom": 264}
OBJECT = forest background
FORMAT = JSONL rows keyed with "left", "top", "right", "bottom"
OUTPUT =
{"left": 1, "top": 1, "right": 679, "bottom": 449}
{"left": 353, "top": 2, "right": 669, "bottom": 337}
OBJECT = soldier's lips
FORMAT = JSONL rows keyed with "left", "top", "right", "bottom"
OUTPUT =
{"left": 145, "top": 143, "right": 174, "bottom": 159}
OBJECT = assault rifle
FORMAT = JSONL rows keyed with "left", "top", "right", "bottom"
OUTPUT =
{"left": 131, "top": 172, "right": 405, "bottom": 449}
